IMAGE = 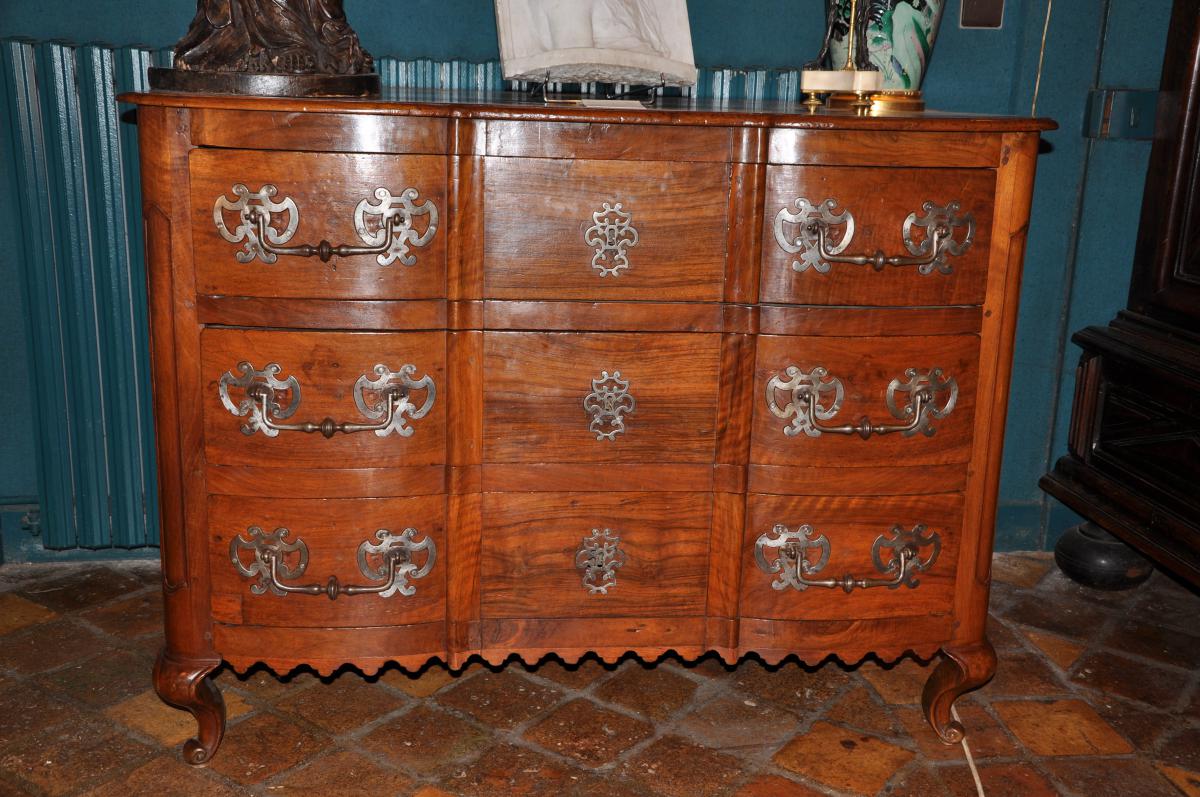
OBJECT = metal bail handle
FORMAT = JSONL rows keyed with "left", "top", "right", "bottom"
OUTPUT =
{"left": 229, "top": 526, "right": 437, "bottom": 600}
{"left": 765, "top": 365, "right": 958, "bottom": 439}
{"left": 773, "top": 197, "right": 975, "bottom": 275}
{"left": 755, "top": 523, "right": 942, "bottom": 593}
{"left": 213, "top": 184, "right": 438, "bottom": 266}
{"left": 218, "top": 361, "right": 436, "bottom": 439}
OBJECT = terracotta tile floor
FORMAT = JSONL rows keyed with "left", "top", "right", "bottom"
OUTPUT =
{"left": 1, "top": 553, "right": 1198, "bottom": 796}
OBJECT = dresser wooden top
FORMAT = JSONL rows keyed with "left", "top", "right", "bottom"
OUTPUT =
{"left": 124, "top": 89, "right": 1056, "bottom": 133}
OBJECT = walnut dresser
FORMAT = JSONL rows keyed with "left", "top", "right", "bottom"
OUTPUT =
{"left": 125, "top": 90, "right": 1051, "bottom": 764}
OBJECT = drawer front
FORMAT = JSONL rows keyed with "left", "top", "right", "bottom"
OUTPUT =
{"left": 762, "top": 166, "right": 995, "bottom": 306}
{"left": 741, "top": 493, "right": 961, "bottom": 621}
{"left": 481, "top": 492, "right": 710, "bottom": 618}
{"left": 191, "top": 149, "right": 446, "bottom": 299}
{"left": 752, "top": 334, "right": 979, "bottom": 468}
{"left": 201, "top": 329, "right": 445, "bottom": 469}
{"left": 210, "top": 494, "right": 446, "bottom": 628}
{"left": 483, "top": 332, "right": 721, "bottom": 463}
{"left": 484, "top": 157, "right": 730, "bottom": 301}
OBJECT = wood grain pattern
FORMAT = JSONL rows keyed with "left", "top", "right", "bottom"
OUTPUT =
{"left": 740, "top": 493, "right": 962, "bottom": 621}
{"left": 736, "top": 617, "right": 950, "bottom": 666}
{"left": 483, "top": 157, "right": 730, "bottom": 301}
{"left": 758, "top": 305, "right": 982, "bottom": 337}
{"left": 486, "top": 120, "right": 732, "bottom": 161}
{"left": 191, "top": 109, "right": 448, "bottom": 154}
{"left": 481, "top": 492, "right": 711, "bottom": 618}
{"left": 126, "top": 90, "right": 1056, "bottom": 133}
{"left": 215, "top": 622, "right": 446, "bottom": 677}
{"left": 769, "top": 130, "right": 1002, "bottom": 167}
{"left": 447, "top": 117, "right": 485, "bottom": 302}
{"left": 483, "top": 300, "right": 738, "bottom": 333}
{"left": 726, "top": 127, "right": 768, "bottom": 302}
{"left": 191, "top": 149, "right": 446, "bottom": 300}
{"left": 953, "top": 132, "right": 1041, "bottom": 646}
{"left": 480, "top": 617, "right": 706, "bottom": 665}
{"left": 446, "top": 329, "right": 484, "bottom": 663}
{"left": 201, "top": 329, "right": 446, "bottom": 469}
{"left": 481, "top": 464, "right": 713, "bottom": 492}
{"left": 752, "top": 334, "right": 980, "bottom": 467}
{"left": 209, "top": 495, "right": 445, "bottom": 628}
{"left": 483, "top": 332, "right": 722, "bottom": 464}
{"left": 748, "top": 463, "right": 968, "bottom": 496}
{"left": 206, "top": 464, "right": 445, "bottom": 498}
{"left": 196, "top": 296, "right": 446, "bottom": 330}
{"left": 761, "top": 166, "right": 995, "bottom": 306}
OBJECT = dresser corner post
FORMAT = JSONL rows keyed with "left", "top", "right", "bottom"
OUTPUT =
{"left": 954, "top": 129, "right": 1043, "bottom": 639}
{"left": 920, "top": 638, "right": 997, "bottom": 745}
{"left": 153, "top": 649, "right": 226, "bottom": 765}
{"left": 136, "top": 99, "right": 226, "bottom": 762}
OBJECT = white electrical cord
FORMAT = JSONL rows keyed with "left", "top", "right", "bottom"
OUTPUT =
{"left": 951, "top": 704, "right": 986, "bottom": 797}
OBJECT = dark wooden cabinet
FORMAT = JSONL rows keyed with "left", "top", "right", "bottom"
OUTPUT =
{"left": 1041, "top": 0, "right": 1200, "bottom": 587}
{"left": 126, "top": 90, "right": 1049, "bottom": 764}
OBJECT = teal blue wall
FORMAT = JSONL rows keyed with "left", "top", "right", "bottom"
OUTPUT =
{"left": 0, "top": 0, "right": 1175, "bottom": 554}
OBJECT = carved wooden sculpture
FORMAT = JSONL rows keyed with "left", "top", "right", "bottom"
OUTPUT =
{"left": 149, "top": 0, "right": 379, "bottom": 97}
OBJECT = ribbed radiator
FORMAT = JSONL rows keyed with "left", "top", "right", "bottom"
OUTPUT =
{"left": 0, "top": 38, "right": 807, "bottom": 549}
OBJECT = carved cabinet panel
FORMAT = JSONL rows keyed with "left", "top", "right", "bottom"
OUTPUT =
{"left": 201, "top": 328, "right": 446, "bottom": 470}
{"left": 762, "top": 166, "right": 995, "bottom": 306}
{"left": 752, "top": 334, "right": 980, "bottom": 468}
{"left": 191, "top": 150, "right": 446, "bottom": 299}
{"left": 483, "top": 157, "right": 730, "bottom": 300}
{"left": 481, "top": 332, "right": 722, "bottom": 463}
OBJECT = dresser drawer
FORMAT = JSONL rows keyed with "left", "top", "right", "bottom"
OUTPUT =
{"left": 191, "top": 149, "right": 446, "bottom": 299}
{"left": 762, "top": 166, "right": 995, "bottom": 306}
{"left": 752, "top": 333, "right": 979, "bottom": 469}
{"left": 484, "top": 157, "right": 730, "bottom": 301}
{"left": 209, "top": 494, "right": 445, "bottom": 628}
{"left": 201, "top": 329, "right": 445, "bottom": 469}
{"left": 741, "top": 493, "right": 961, "bottom": 621}
{"left": 481, "top": 492, "right": 710, "bottom": 618}
{"left": 483, "top": 332, "right": 721, "bottom": 463}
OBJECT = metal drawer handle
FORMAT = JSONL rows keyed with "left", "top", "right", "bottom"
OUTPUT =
{"left": 576, "top": 528, "right": 627, "bottom": 594}
{"left": 755, "top": 523, "right": 941, "bottom": 593}
{"left": 214, "top": 184, "right": 438, "bottom": 265}
{"left": 774, "top": 198, "right": 974, "bottom": 275}
{"left": 766, "top": 365, "right": 957, "bottom": 439}
{"left": 218, "top": 362, "right": 435, "bottom": 439}
{"left": 230, "top": 526, "right": 435, "bottom": 600}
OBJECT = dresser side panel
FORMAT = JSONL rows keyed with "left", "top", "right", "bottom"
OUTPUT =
{"left": 139, "top": 105, "right": 214, "bottom": 660}
{"left": 954, "top": 131, "right": 1042, "bottom": 642}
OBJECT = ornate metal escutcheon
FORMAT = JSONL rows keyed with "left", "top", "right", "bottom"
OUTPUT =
{"left": 583, "top": 201, "right": 639, "bottom": 277}
{"left": 583, "top": 370, "right": 636, "bottom": 441}
{"left": 213, "top": 183, "right": 437, "bottom": 265}
{"left": 218, "top": 361, "right": 435, "bottom": 438}
{"left": 575, "top": 528, "right": 627, "bottom": 594}
{"left": 765, "top": 365, "right": 957, "bottom": 439}
{"left": 755, "top": 522, "right": 941, "bottom": 593}
{"left": 773, "top": 198, "right": 855, "bottom": 274}
{"left": 773, "top": 196, "right": 974, "bottom": 275}
{"left": 229, "top": 525, "right": 436, "bottom": 600}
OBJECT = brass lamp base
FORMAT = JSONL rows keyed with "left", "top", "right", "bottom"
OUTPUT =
{"left": 826, "top": 90, "right": 925, "bottom": 112}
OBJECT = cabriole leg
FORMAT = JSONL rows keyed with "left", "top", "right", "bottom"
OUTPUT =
{"left": 153, "top": 649, "right": 226, "bottom": 765}
{"left": 921, "top": 639, "right": 997, "bottom": 744}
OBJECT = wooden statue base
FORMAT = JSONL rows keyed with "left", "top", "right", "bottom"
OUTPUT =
{"left": 148, "top": 67, "right": 379, "bottom": 98}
